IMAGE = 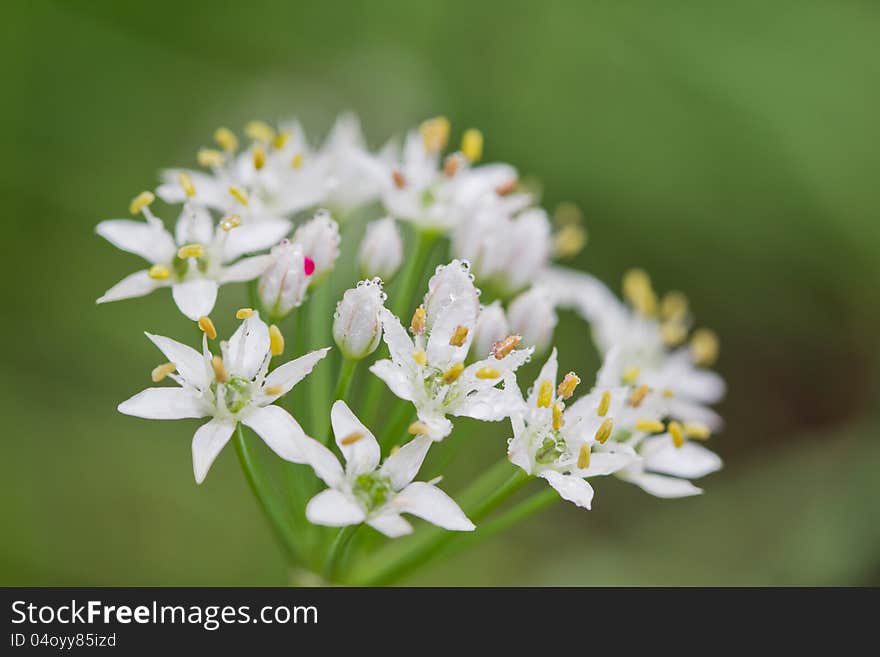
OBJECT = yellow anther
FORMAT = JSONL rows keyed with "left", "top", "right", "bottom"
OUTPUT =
{"left": 178, "top": 172, "right": 196, "bottom": 198}
{"left": 408, "top": 421, "right": 430, "bottom": 436}
{"left": 291, "top": 153, "right": 304, "bottom": 169}
{"left": 412, "top": 349, "right": 427, "bottom": 366}
{"left": 577, "top": 443, "right": 591, "bottom": 470}
{"left": 392, "top": 169, "right": 407, "bottom": 189}
{"left": 660, "top": 321, "right": 688, "bottom": 346}
{"left": 668, "top": 421, "right": 685, "bottom": 448}
{"left": 684, "top": 422, "right": 711, "bottom": 440}
{"left": 220, "top": 214, "right": 242, "bottom": 231}
{"left": 449, "top": 325, "right": 469, "bottom": 347}
{"left": 597, "top": 390, "right": 611, "bottom": 417}
{"left": 235, "top": 308, "right": 254, "bottom": 320}
{"left": 628, "top": 384, "right": 650, "bottom": 408}
{"left": 252, "top": 145, "right": 266, "bottom": 170}
{"left": 263, "top": 385, "right": 283, "bottom": 396}
{"left": 151, "top": 362, "right": 177, "bottom": 383}
{"left": 492, "top": 334, "right": 521, "bottom": 360}
{"left": 552, "top": 402, "right": 565, "bottom": 431}
{"left": 228, "top": 185, "right": 249, "bottom": 206}
{"left": 269, "top": 324, "right": 284, "bottom": 357}
{"left": 211, "top": 355, "right": 229, "bottom": 383}
{"left": 419, "top": 116, "right": 450, "bottom": 153}
{"left": 662, "top": 388, "right": 675, "bottom": 398}
{"left": 556, "top": 372, "right": 581, "bottom": 400}
{"left": 595, "top": 418, "right": 614, "bottom": 444}
{"left": 553, "top": 201, "right": 583, "bottom": 227}
{"left": 622, "top": 365, "right": 641, "bottom": 385}
{"left": 495, "top": 178, "right": 517, "bottom": 196}
{"left": 410, "top": 307, "right": 427, "bottom": 335}
{"left": 177, "top": 243, "right": 205, "bottom": 259}
{"left": 475, "top": 366, "right": 501, "bottom": 379}
{"left": 273, "top": 131, "right": 290, "bottom": 150}
{"left": 536, "top": 379, "right": 553, "bottom": 408}
{"left": 690, "top": 328, "right": 719, "bottom": 367}
{"left": 443, "top": 154, "right": 462, "bottom": 177}
{"left": 461, "top": 128, "right": 483, "bottom": 162}
{"left": 622, "top": 268, "right": 657, "bottom": 317}
{"left": 129, "top": 191, "right": 155, "bottom": 215}
{"left": 197, "top": 148, "right": 225, "bottom": 168}
{"left": 389, "top": 445, "right": 401, "bottom": 455}
{"left": 245, "top": 120, "right": 275, "bottom": 143}
{"left": 198, "top": 316, "right": 217, "bottom": 340}
{"left": 148, "top": 264, "right": 171, "bottom": 280}
{"left": 660, "top": 291, "right": 689, "bottom": 322}
{"left": 553, "top": 224, "right": 587, "bottom": 259}
{"left": 340, "top": 431, "right": 366, "bottom": 446}
{"left": 442, "top": 362, "right": 465, "bottom": 384}
{"left": 635, "top": 419, "right": 665, "bottom": 434}
{"left": 214, "top": 127, "right": 238, "bottom": 152}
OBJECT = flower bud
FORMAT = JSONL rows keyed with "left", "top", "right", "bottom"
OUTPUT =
{"left": 293, "top": 209, "right": 340, "bottom": 283}
{"left": 470, "top": 301, "right": 510, "bottom": 360}
{"left": 423, "top": 259, "right": 480, "bottom": 331}
{"left": 333, "top": 279, "right": 386, "bottom": 360}
{"left": 507, "top": 286, "right": 558, "bottom": 354}
{"left": 358, "top": 217, "right": 403, "bottom": 281}
{"left": 258, "top": 240, "right": 311, "bottom": 320}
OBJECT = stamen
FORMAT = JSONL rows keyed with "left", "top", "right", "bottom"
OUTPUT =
{"left": 668, "top": 421, "right": 685, "bottom": 448}
{"left": 628, "top": 384, "right": 649, "bottom": 408}
{"left": 461, "top": 128, "right": 483, "bottom": 162}
{"left": 556, "top": 372, "right": 580, "bottom": 400}
{"left": 389, "top": 445, "right": 401, "bottom": 455}
{"left": 408, "top": 421, "right": 430, "bottom": 436}
{"left": 495, "top": 178, "right": 517, "bottom": 196}
{"left": 553, "top": 224, "right": 587, "bottom": 259}
{"left": 690, "top": 328, "right": 719, "bottom": 367}
{"left": 148, "top": 264, "right": 170, "bottom": 280}
{"left": 252, "top": 145, "right": 266, "bottom": 170}
{"left": 392, "top": 169, "right": 407, "bottom": 189}
{"left": 475, "top": 366, "right": 501, "bottom": 379}
{"left": 197, "top": 148, "right": 225, "bottom": 168}
{"left": 442, "top": 363, "right": 465, "bottom": 384}
{"left": 228, "top": 186, "right": 249, "bottom": 206}
{"left": 214, "top": 127, "right": 238, "bottom": 152}
{"left": 129, "top": 191, "right": 155, "bottom": 215}
{"left": 220, "top": 214, "right": 241, "bottom": 232}
{"left": 269, "top": 324, "right": 284, "bottom": 356}
{"left": 263, "top": 385, "right": 283, "bottom": 396}
{"left": 291, "top": 153, "right": 304, "bottom": 169}
{"left": 177, "top": 243, "right": 204, "bottom": 259}
{"left": 151, "top": 362, "right": 177, "bottom": 382}
{"left": 537, "top": 379, "right": 553, "bottom": 408}
{"left": 492, "top": 334, "right": 521, "bottom": 360}
{"left": 178, "top": 172, "right": 196, "bottom": 198}
{"left": 661, "top": 321, "right": 687, "bottom": 346}
{"left": 635, "top": 419, "right": 664, "bottom": 434}
{"left": 622, "top": 268, "right": 657, "bottom": 317}
{"left": 211, "top": 355, "right": 229, "bottom": 383}
{"left": 412, "top": 349, "right": 427, "bottom": 366}
{"left": 419, "top": 116, "right": 450, "bottom": 153}
{"left": 577, "top": 443, "right": 591, "bottom": 470}
{"left": 552, "top": 402, "right": 564, "bottom": 431}
{"left": 622, "top": 365, "right": 640, "bottom": 384}
{"left": 597, "top": 390, "right": 611, "bottom": 417}
{"left": 662, "top": 388, "right": 675, "bottom": 398}
{"left": 198, "top": 316, "right": 217, "bottom": 340}
{"left": 235, "top": 308, "right": 254, "bottom": 320}
{"left": 443, "top": 154, "right": 461, "bottom": 177}
{"left": 410, "top": 307, "right": 426, "bottom": 335}
{"left": 244, "top": 120, "right": 275, "bottom": 143}
{"left": 273, "top": 131, "right": 290, "bottom": 150}
{"left": 684, "top": 422, "right": 711, "bottom": 440}
{"left": 661, "top": 291, "right": 689, "bottom": 322}
{"left": 449, "top": 325, "right": 469, "bottom": 347}
{"left": 595, "top": 418, "right": 614, "bottom": 444}
{"left": 340, "top": 431, "right": 366, "bottom": 446}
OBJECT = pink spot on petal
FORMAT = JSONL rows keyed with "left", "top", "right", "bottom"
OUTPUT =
{"left": 304, "top": 256, "right": 316, "bottom": 276}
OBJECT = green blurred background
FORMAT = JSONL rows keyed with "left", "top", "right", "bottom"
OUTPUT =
{"left": 2, "top": 0, "right": 878, "bottom": 585}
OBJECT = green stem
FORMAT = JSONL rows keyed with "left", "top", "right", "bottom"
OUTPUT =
{"left": 392, "top": 229, "right": 438, "bottom": 318}
{"left": 324, "top": 524, "right": 360, "bottom": 582}
{"left": 308, "top": 283, "right": 333, "bottom": 441}
{"left": 233, "top": 424, "right": 302, "bottom": 565}
{"left": 379, "top": 401, "right": 416, "bottom": 451}
{"left": 333, "top": 358, "right": 358, "bottom": 405}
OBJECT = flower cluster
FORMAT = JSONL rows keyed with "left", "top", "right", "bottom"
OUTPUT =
{"left": 98, "top": 114, "right": 726, "bottom": 581}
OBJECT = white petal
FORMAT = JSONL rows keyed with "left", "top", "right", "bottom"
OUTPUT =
{"left": 96, "top": 219, "right": 176, "bottom": 264}
{"left": 507, "top": 414, "right": 533, "bottom": 473}
{"left": 299, "top": 437, "right": 345, "bottom": 487}
{"left": 367, "top": 512, "right": 413, "bottom": 538}
{"left": 242, "top": 405, "right": 309, "bottom": 464}
{"left": 380, "top": 435, "right": 432, "bottom": 490}
{"left": 426, "top": 297, "right": 473, "bottom": 369}
{"left": 262, "top": 347, "right": 331, "bottom": 402}
{"left": 97, "top": 270, "right": 165, "bottom": 304}
{"left": 145, "top": 332, "right": 210, "bottom": 389}
{"left": 368, "top": 360, "right": 416, "bottom": 403}
{"left": 577, "top": 451, "right": 639, "bottom": 477}
{"left": 416, "top": 411, "right": 453, "bottom": 441}
{"left": 539, "top": 470, "right": 594, "bottom": 509}
{"left": 118, "top": 387, "right": 207, "bottom": 420}
{"left": 452, "top": 387, "right": 518, "bottom": 422}
{"left": 175, "top": 206, "right": 214, "bottom": 245}
{"left": 619, "top": 470, "right": 702, "bottom": 498}
{"left": 330, "top": 401, "right": 380, "bottom": 476}
{"left": 223, "top": 219, "right": 292, "bottom": 262}
{"left": 225, "top": 313, "right": 270, "bottom": 379}
{"left": 395, "top": 482, "right": 475, "bottom": 531}
{"left": 306, "top": 489, "right": 366, "bottom": 527}
{"left": 220, "top": 255, "right": 273, "bottom": 283}
{"left": 665, "top": 397, "right": 725, "bottom": 431}
{"left": 642, "top": 436, "right": 722, "bottom": 480}
{"left": 191, "top": 418, "right": 237, "bottom": 484}
{"left": 378, "top": 308, "right": 415, "bottom": 364}
{"left": 172, "top": 279, "right": 219, "bottom": 321}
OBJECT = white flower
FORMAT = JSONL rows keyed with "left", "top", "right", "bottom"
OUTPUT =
{"left": 96, "top": 197, "right": 284, "bottom": 320}
{"left": 507, "top": 285, "right": 558, "bottom": 354}
{"left": 469, "top": 300, "right": 509, "bottom": 361}
{"left": 257, "top": 239, "right": 314, "bottom": 320}
{"left": 358, "top": 216, "right": 403, "bottom": 281}
{"left": 300, "top": 401, "right": 474, "bottom": 537}
{"left": 507, "top": 349, "right": 638, "bottom": 509}
{"left": 292, "top": 210, "right": 340, "bottom": 283}
{"left": 333, "top": 279, "right": 386, "bottom": 360}
{"left": 117, "top": 311, "right": 330, "bottom": 483}
{"left": 370, "top": 261, "right": 532, "bottom": 441}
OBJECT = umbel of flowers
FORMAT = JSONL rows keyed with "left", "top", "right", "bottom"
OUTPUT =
{"left": 98, "top": 115, "right": 725, "bottom": 585}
